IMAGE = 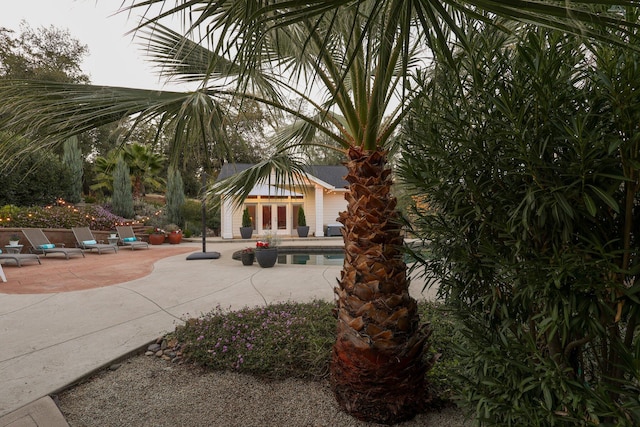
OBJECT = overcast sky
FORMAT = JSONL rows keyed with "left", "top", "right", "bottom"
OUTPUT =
{"left": 3, "top": 0, "right": 185, "bottom": 91}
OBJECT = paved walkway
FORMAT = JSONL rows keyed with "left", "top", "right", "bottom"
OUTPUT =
{"left": 0, "top": 238, "right": 433, "bottom": 426}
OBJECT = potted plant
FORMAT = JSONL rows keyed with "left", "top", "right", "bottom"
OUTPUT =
{"left": 165, "top": 223, "right": 183, "bottom": 244}
{"left": 297, "top": 207, "right": 310, "bottom": 238}
{"left": 148, "top": 227, "right": 166, "bottom": 245}
{"left": 254, "top": 233, "right": 279, "bottom": 268}
{"left": 8, "top": 233, "right": 21, "bottom": 246}
{"left": 241, "top": 247, "right": 255, "bottom": 265}
{"left": 240, "top": 208, "right": 253, "bottom": 239}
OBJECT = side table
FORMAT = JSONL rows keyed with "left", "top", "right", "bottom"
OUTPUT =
{"left": 4, "top": 245, "right": 23, "bottom": 254}
{"left": 107, "top": 237, "right": 120, "bottom": 246}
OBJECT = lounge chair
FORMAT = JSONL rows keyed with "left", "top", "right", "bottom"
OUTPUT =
{"left": 115, "top": 226, "right": 149, "bottom": 250}
{"left": 0, "top": 249, "right": 41, "bottom": 267}
{"left": 22, "top": 228, "right": 85, "bottom": 259}
{"left": 72, "top": 227, "right": 118, "bottom": 254}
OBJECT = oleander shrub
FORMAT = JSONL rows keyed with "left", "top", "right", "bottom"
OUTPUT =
{"left": 400, "top": 22, "right": 639, "bottom": 426}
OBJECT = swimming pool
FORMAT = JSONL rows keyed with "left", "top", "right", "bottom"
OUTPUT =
{"left": 276, "top": 252, "right": 344, "bottom": 265}
{"left": 234, "top": 246, "right": 345, "bottom": 266}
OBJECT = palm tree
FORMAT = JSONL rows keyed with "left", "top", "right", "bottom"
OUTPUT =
{"left": 91, "top": 143, "right": 165, "bottom": 198}
{"left": 121, "top": 143, "right": 166, "bottom": 198}
{"left": 0, "top": 1, "right": 637, "bottom": 424}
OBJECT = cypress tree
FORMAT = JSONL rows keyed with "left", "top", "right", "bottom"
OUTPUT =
{"left": 62, "top": 136, "right": 83, "bottom": 203}
{"left": 166, "top": 166, "right": 185, "bottom": 226}
{"left": 112, "top": 156, "right": 134, "bottom": 218}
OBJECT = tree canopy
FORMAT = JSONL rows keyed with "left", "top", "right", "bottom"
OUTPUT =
{"left": 0, "top": 22, "right": 89, "bottom": 83}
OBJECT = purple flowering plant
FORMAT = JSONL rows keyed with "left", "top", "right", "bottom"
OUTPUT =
{"left": 0, "top": 202, "right": 130, "bottom": 230}
{"left": 162, "top": 301, "right": 466, "bottom": 403}
{"left": 172, "top": 300, "right": 335, "bottom": 379}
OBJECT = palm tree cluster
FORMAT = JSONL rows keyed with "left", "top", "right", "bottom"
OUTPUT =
{"left": 91, "top": 143, "right": 165, "bottom": 198}
{"left": 0, "top": 0, "right": 639, "bottom": 424}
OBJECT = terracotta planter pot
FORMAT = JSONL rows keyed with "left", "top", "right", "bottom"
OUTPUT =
{"left": 167, "top": 232, "right": 182, "bottom": 244}
{"left": 149, "top": 234, "right": 166, "bottom": 245}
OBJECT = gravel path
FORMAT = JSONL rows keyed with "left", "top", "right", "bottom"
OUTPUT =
{"left": 56, "top": 354, "right": 472, "bottom": 427}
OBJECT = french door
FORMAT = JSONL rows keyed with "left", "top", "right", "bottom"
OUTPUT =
{"left": 259, "top": 204, "right": 288, "bottom": 234}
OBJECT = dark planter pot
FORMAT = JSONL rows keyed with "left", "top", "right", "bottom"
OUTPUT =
{"left": 149, "top": 233, "right": 166, "bottom": 245}
{"left": 297, "top": 226, "right": 310, "bottom": 238}
{"left": 241, "top": 252, "right": 255, "bottom": 265}
{"left": 240, "top": 227, "right": 253, "bottom": 239}
{"left": 255, "top": 248, "right": 278, "bottom": 268}
{"left": 167, "top": 232, "right": 182, "bottom": 244}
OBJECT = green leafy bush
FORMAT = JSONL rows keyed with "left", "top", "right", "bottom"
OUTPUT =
{"left": 400, "top": 23, "right": 640, "bottom": 426}
{"left": 132, "top": 199, "right": 165, "bottom": 227}
{"left": 0, "top": 151, "right": 72, "bottom": 206}
{"left": 181, "top": 199, "right": 202, "bottom": 226}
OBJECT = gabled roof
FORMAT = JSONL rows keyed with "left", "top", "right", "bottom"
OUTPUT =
{"left": 217, "top": 163, "right": 348, "bottom": 190}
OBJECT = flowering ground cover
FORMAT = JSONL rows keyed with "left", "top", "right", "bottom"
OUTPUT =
{"left": 0, "top": 203, "right": 131, "bottom": 230}
{"left": 171, "top": 300, "right": 465, "bottom": 403}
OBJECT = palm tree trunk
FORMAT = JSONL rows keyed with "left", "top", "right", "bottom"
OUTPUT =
{"left": 331, "top": 147, "right": 431, "bottom": 425}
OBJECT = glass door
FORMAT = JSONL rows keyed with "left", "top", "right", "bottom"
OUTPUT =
{"left": 262, "top": 205, "right": 272, "bottom": 230}
{"left": 277, "top": 205, "right": 287, "bottom": 230}
{"left": 245, "top": 204, "right": 256, "bottom": 230}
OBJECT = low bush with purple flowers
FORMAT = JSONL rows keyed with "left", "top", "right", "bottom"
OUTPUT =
{"left": 170, "top": 299, "right": 466, "bottom": 402}
{"left": 174, "top": 300, "right": 335, "bottom": 380}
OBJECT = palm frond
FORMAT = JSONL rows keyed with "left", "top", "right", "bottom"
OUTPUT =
{"left": 123, "top": 1, "right": 640, "bottom": 71}
{"left": 0, "top": 81, "right": 232, "bottom": 162}
{"left": 138, "top": 22, "right": 236, "bottom": 83}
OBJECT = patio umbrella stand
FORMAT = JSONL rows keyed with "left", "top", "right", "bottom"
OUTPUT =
{"left": 187, "top": 172, "right": 220, "bottom": 261}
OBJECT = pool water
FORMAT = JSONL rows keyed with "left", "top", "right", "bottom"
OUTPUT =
{"left": 277, "top": 252, "right": 344, "bottom": 265}
{"left": 233, "top": 246, "right": 345, "bottom": 266}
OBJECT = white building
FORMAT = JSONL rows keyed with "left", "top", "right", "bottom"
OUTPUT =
{"left": 218, "top": 163, "right": 348, "bottom": 239}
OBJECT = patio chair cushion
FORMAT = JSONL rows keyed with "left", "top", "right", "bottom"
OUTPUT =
{"left": 123, "top": 237, "right": 137, "bottom": 242}
{"left": 82, "top": 240, "right": 97, "bottom": 245}
{"left": 38, "top": 243, "right": 56, "bottom": 249}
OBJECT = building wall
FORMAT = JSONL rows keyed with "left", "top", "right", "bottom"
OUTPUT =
{"left": 222, "top": 187, "right": 347, "bottom": 239}
{"left": 323, "top": 192, "right": 346, "bottom": 225}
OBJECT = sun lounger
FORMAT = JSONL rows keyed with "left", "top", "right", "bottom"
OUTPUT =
{"left": 22, "top": 228, "right": 85, "bottom": 259}
{"left": 0, "top": 250, "right": 41, "bottom": 267}
{"left": 115, "top": 226, "right": 149, "bottom": 250}
{"left": 72, "top": 227, "right": 118, "bottom": 254}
